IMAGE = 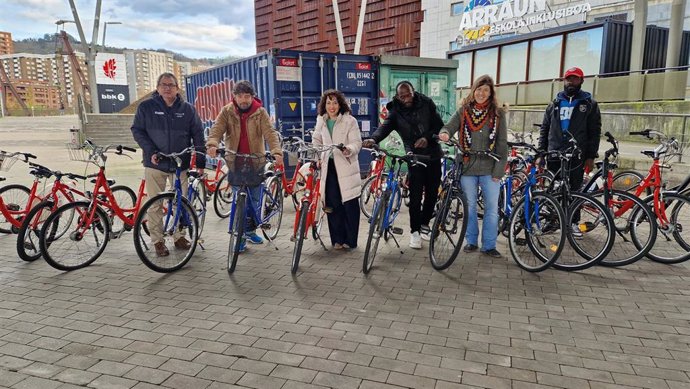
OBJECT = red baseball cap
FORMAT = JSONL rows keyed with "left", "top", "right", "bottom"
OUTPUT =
{"left": 563, "top": 67, "right": 584, "bottom": 79}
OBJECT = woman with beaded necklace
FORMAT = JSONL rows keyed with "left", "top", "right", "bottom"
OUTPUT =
{"left": 438, "top": 75, "right": 508, "bottom": 258}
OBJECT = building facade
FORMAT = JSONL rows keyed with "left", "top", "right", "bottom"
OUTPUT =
{"left": 124, "top": 50, "right": 174, "bottom": 100}
{"left": 0, "top": 31, "right": 13, "bottom": 55}
{"left": 0, "top": 52, "right": 88, "bottom": 109}
{"left": 255, "top": 0, "right": 423, "bottom": 56}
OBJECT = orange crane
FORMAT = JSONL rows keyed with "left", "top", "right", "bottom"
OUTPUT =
{"left": 57, "top": 30, "right": 89, "bottom": 97}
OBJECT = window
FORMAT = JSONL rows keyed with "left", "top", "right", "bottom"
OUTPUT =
{"left": 499, "top": 42, "right": 528, "bottom": 83}
{"left": 474, "top": 47, "right": 498, "bottom": 81}
{"left": 564, "top": 27, "right": 603, "bottom": 77}
{"left": 453, "top": 52, "right": 473, "bottom": 88}
{"left": 450, "top": 41, "right": 460, "bottom": 51}
{"left": 451, "top": 2, "right": 464, "bottom": 16}
{"left": 529, "top": 35, "right": 563, "bottom": 80}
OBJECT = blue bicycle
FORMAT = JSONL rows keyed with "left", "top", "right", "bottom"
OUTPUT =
{"left": 362, "top": 145, "right": 428, "bottom": 274}
{"left": 133, "top": 146, "right": 204, "bottom": 273}
{"left": 225, "top": 150, "right": 283, "bottom": 274}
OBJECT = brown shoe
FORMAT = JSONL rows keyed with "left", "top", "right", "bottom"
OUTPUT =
{"left": 154, "top": 242, "right": 169, "bottom": 257}
{"left": 174, "top": 237, "right": 192, "bottom": 250}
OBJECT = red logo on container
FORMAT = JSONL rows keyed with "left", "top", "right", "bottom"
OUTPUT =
{"left": 279, "top": 58, "right": 298, "bottom": 67}
{"left": 102, "top": 58, "right": 117, "bottom": 80}
{"left": 356, "top": 63, "right": 371, "bottom": 70}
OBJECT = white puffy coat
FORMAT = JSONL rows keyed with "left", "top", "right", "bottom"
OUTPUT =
{"left": 312, "top": 113, "right": 362, "bottom": 203}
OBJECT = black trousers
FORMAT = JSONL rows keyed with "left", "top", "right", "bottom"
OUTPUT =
{"left": 325, "top": 159, "right": 360, "bottom": 248}
{"left": 408, "top": 158, "right": 442, "bottom": 233}
{"left": 547, "top": 156, "right": 584, "bottom": 222}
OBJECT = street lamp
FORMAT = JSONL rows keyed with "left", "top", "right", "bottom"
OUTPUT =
{"left": 55, "top": 19, "right": 76, "bottom": 26}
{"left": 102, "top": 21, "right": 122, "bottom": 50}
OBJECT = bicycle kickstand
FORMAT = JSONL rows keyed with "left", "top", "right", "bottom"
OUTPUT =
{"left": 387, "top": 228, "right": 404, "bottom": 254}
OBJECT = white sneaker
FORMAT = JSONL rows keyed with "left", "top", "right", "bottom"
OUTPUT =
{"left": 409, "top": 231, "right": 422, "bottom": 249}
{"left": 420, "top": 225, "right": 431, "bottom": 241}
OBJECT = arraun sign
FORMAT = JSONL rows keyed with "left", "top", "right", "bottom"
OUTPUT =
{"left": 458, "top": 0, "right": 592, "bottom": 41}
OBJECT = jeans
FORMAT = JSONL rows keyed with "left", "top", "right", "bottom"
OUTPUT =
{"left": 460, "top": 175, "right": 500, "bottom": 251}
{"left": 236, "top": 185, "right": 261, "bottom": 233}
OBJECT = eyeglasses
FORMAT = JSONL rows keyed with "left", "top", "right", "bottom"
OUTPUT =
{"left": 159, "top": 83, "right": 177, "bottom": 89}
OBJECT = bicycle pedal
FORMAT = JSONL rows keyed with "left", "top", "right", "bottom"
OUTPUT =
{"left": 289, "top": 236, "right": 296, "bottom": 242}
{"left": 391, "top": 227, "right": 403, "bottom": 235}
{"left": 323, "top": 206, "right": 334, "bottom": 214}
{"left": 516, "top": 238, "right": 527, "bottom": 246}
{"left": 260, "top": 223, "right": 271, "bottom": 230}
{"left": 23, "top": 242, "right": 36, "bottom": 251}
{"left": 7, "top": 204, "right": 21, "bottom": 212}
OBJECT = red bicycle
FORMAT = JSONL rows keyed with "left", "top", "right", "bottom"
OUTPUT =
{"left": 38, "top": 140, "right": 146, "bottom": 271}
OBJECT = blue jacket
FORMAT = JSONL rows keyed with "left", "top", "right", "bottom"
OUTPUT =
{"left": 131, "top": 92, "right": 206, "bottom": 172}
{"left": 539, "top": 90, "right": 601, "bottom": 160}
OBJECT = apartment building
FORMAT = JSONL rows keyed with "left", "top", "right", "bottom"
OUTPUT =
{"left": 124, "top": 50, "right": 174, "bottom": 100}
{"left": 0, "top": 31, "right": 13, "bottom": 55}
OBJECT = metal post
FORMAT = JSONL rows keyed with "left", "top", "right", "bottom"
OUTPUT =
{"left": 298, "top": 53, "right": 305, "bottom": 140}
{"left": 331, "top": 0, "right": 347, "bottom": 54}
{"left": 680, "top": 116, "right": 687, "bottom": 163}
{"left": 354, "top": 0, "right": 368, "bottom": 55}
{"left": 67, "top": 0, "right": 102, "bottom": 113}
{"left": 630, "top": 0, "right": 648, "bottom": 72}
{"left": 0, "top": 88, "right": 4, "bottom": 118}
{"left": 102, "top": 22, "right": 122, "bottom": 50}
{"left": 666, "top": 0, "right": 686, "bottom": 69}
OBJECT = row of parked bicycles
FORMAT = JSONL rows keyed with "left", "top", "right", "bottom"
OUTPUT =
{"left": 1, "top": 128, "right": 688, "bottom": 275}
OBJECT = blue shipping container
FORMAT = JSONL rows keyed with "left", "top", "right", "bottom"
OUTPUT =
{"left": 185, "top": 48, "right": 379, "bottom": 172}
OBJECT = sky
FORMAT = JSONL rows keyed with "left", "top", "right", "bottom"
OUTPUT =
{"left": 1, "top": 0, "right": 257, "bottom": 59}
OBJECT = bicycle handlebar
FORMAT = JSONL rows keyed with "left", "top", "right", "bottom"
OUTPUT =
{"left": 434, "top": 135, "right": 501, "bottom": 162}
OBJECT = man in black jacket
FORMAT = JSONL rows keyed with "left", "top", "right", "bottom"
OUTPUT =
{"left": 131, "top": 72, "right": 206, "bottom": 257}
{"left": 539, "top": 66, "right": 601, "bottom": 236}
{"left": 362, "top": 81, "right": 444, "bottom": 249}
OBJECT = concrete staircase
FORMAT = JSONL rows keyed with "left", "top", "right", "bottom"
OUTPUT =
{"left": 81, "top": 114, "right": 137, "bottom": 148}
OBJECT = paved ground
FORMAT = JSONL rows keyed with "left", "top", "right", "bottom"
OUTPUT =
{"left": 2, "top": 116, "right": 690, "bottom": 389}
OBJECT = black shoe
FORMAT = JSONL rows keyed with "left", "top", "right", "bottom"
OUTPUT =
{"left": 481, "top": 248, "right": 502, "bottom": 258}
{"left": 463, "top": 244, "right": 478, "bottom": 253}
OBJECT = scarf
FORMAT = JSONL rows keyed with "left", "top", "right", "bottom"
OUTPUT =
{"left": 460, "top": 101, "right": 497, "bottom": 152}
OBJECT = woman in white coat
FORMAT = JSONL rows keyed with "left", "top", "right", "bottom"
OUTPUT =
{"left": 312, "top": 89, "right": 362, "bottom": 249}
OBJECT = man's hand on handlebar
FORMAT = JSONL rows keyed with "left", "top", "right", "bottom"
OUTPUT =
{"left": 207, "top": 146, "right": 217, "bottom": 158}
{"left": 151, "top": 154, "right": 160, "bottom": 165}
{"left": 414, "top": 138, "right": 428, "bottom": 149}
{"left": 438, "top": 133, "right": 450, "bottom": 142}
{"left": 362, "top": 139, "right": 376, "bottom": 148}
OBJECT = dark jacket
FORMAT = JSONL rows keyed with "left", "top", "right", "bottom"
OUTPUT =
{"left": 131, "top": 92, "right": 206, "bottom": 172}
{"left": 539, "top": 90, "right": 601, "bottom": 160}
{"left": 370, "top": 92, "right": 444, "bottom": 158}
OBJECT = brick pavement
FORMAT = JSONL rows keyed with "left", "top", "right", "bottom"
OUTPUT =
{"left": 2, "top": 204, "right": 690, "bottom": 389}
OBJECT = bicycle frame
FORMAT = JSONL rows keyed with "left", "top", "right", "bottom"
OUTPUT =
{"left": 372, "top": 157, "right": 404, "bottom": 232}
{"left": 190, "top": 153, "right": 225, "bottom": 193}
{"left": 293, "top": 160, "right": 322, "bottom": 238}
{"left": 82, "top": 167, "right": 146, "bottom": 231}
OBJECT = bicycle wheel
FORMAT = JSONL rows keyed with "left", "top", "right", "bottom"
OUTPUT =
{"left": 498, "top": 173, "right": 527, "bottom": 237}
{"left": 590, "top": 190, "right": 657, "bottom": 267}
{"left": 227, "top": 193, "right": 246, "bottom": 273}
{"left": 312, "top": 200, "right": 326, "bottom": 241}
{"left": 40, "top": 201, "right": 111, "bottom": 271}
{"left": 429, "top": 188, "right": 468, "bottom": 270}
{"left": 552, "top": 192, "right": 615, "bottom": 271}
{"left": 644, "top": 192, "right": 690, "bottom": 264}
{"left": 0, "top": 184, "right": 30, "bottom": 234}
{"left": 133, "top": 193, "right": 199, "bottom": 273}
{"left": 16, "top": 200, "right": 56, "bottom": 261}
{"left": 360, "top": 173, "right": 387, "bottom": 218}
{"left": 363, "top": 191, "right": 389, "bottom": 274}
{"left": 508, "top": 192, "right": 565, "bottom": 272}
{"left": 189, "top": 179, "right": 207, "bottom": 238}
{"left": 292, "top": 199, "right": 309, "bottom": 274}
{"left": 612, "top": 170, "right": 646, "bottom": 194}
{"left": 110, "top": 185, "right": 136, "bottom": 236}
{"left": 213, "top": 172, "right": 233, "bottom": 218}
{"left": 261, "top": 176, "right": 283, "bottom": 241}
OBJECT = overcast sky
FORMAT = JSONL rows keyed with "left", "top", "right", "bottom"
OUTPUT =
{"left": 1, "top": 0, "right": 257, "bottom": 59}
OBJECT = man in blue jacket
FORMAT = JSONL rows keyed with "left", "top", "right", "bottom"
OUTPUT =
{"left": 539, "top": 66, "right": 601, "bottom": 236}
{"left": 131, "top": 72, "right": 206, "bottom": 257}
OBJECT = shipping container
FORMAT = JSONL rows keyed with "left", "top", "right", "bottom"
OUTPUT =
{"left": 185, "top": 48, "right": 379, "bottom": 172}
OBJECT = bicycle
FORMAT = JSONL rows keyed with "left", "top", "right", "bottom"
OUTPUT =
{"left": 0, "top": 151, "right": 37, "bottom": 234}
{"left": 290, "top": 144, "right": 343, "bottom": 274}
{"left": 506, "top": 145, "right": 567, "bottom": 272}
{"left": 225, "top": 150, "right": 283, "bottom": 274}
{"left": 363, "top": 145, "right": 428, "bottom": 274}
{"left": 39, "top": 140, "right": 145, "bottom": 271}
{"left": 133, "top": 146, "right": 204, "bottom": 272}
{"left": 537, "top": 133, "right": 616, "bottom": 271}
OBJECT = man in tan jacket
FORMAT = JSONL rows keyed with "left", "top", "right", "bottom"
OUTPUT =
{"left": 206, "top": 80, "right": 283, "bottom": 251}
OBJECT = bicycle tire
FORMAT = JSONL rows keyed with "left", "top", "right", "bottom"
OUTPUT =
{"left": 429, "top": 188, "right": 468, "bottom": 270}
{"left": 262, "top": 176, "right": 283, "bottom": 241}
{"left": 110, "top": 185, "right": 136, "bottom": 236}
{"left": 552, "top": 192, "right": 615, "bottom": 271}
{"left": 508, "top": 192, "right": 566, "bottom": 272}
{"left": 590, "top": 190, "right": 657, "bottom": 267}
{"left": 363, "top": 191, "right": 389, "bottom": 274}
{"left": 40, "top": 201, "right": 111, "bottom": 271}
{"left": 133, "top": 193, "right": 199, "bottom": 273}
{"left": 189, "top": 179, "right": 207, "bottom": 238}
{"left": 227, "top": 193, "right": 246, "bottom": 273}
{"left": 643, "top": 192, "right": 690, "bottom": 264}
{"left": 0, "top": 184, "right": 31, "bottom": 234}
{"left": 213, "top": 172, "right": 233, "bottom": 219}
{"left": 16, "top": 200, "right": 57, "bottom": 261}
{"left": 360, "top": 173, "right": 388, "bottom": 218}
{"left": 292, "top": 199, "right": 309, "bottom": 274}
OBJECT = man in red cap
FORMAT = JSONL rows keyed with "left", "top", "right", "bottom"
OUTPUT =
{"left": 538, "top": 66, "right": 601, "bottom": 237}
